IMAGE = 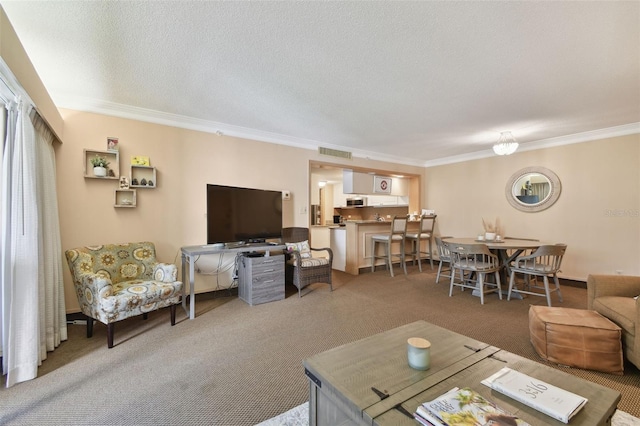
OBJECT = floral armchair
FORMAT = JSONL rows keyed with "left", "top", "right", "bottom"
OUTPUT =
{"left": 65, "top": 242, "right": 183, "bottom": 348}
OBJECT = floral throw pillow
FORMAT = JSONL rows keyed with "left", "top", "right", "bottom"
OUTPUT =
{"left": 285, "top": 240, "right": 312, "bottom": 258}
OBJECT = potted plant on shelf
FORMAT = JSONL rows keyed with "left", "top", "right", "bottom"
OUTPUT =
{"left": 90, "top": 155, "right": 110, "bottom": 177}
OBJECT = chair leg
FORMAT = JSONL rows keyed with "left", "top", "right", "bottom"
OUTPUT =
{"left": 507, "top": 270, "right": 516, "bottom": 301}
{"left": 415, "top": 240, "right": 422, "bottom": 273}
{"left": 495, "top": 271, "right": 502, "bottom": 300}
{"left": 449, "top": 270, "right": 455, "bottom": 297}
{"left": 401, "top": 240, "right": 407, "bottom": 276}
{"left": 86, "top": 317, "right": 94, "bottom": 338}
{"left": 170, "top": 304, "right": 176, "bottom": 326}
{"left": 543, "top": 276, "right": 552, "bottom": 307}
{"left": 107, "top": 323, "right": 114, "bottom": 349}
{"left": 428, "top": 239, "right": 434, "bottom": 269}
{"left": 478, "top": 273, "right": 485, "bottom": 305}
{"left": 436, "top": 261, "right": 443, "bottom": 283}
{"left": 371, "top": 240, "right": 376, "bottom": 273}
{"left": 387, "top": 242, "right": 394, "bottom": 277}
{"left": 553, "top": 274, "right": 563, "bottom": 302}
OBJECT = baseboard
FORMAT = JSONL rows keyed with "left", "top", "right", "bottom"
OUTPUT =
{"left": 559, "top": 278, "right": 586, "bottom": 289}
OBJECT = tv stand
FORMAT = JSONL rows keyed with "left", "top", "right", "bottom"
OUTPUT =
{"left": 180, "top": 243, "right": 286, "bottom": 319}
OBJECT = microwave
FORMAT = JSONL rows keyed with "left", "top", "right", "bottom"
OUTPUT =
{"left": 346, "top": 197, "right": 367, "bottom": 207}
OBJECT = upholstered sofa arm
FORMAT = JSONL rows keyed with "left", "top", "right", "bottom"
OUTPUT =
{"left": 587, "top": 274, "right": 640, "bottom": 309}
{"left": 153, "top": 263, "right": 178, "bottom": 282}
{"left": 76, "top": 272, "right": 114, "bottom": 300}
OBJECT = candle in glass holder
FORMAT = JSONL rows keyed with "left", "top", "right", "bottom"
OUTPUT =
{"left": 407, "top": 337, "right": 431, "bottom": 370}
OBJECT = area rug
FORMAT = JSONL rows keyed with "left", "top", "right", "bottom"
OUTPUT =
{"left": 255, "top": 402, "right": 640, "bottom": 426}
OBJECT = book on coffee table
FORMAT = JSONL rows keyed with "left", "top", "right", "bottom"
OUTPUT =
{"left": 482, "top": 367, "right": 588, "bottom": 423}
{"left": 419, "top": 386, "right": 530, "bottom": 425}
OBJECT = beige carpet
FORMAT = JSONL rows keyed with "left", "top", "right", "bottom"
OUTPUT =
{"left": 1, "top": 265, "right": 639, "bottom": 425}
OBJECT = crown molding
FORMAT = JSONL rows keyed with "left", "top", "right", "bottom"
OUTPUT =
{"left": 54, "top": 94, "right": 639, "bottom": 169}
{"left": 423, "top": 122, "right": 640, "bottom": 168}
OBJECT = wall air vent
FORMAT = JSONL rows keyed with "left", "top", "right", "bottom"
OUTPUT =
{"left": 318, "top": 147, "right": 352, "bottom": 160}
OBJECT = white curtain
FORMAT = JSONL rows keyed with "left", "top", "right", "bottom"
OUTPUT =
{"left": 0, "top": 72, "right": 67, "bottom": 387}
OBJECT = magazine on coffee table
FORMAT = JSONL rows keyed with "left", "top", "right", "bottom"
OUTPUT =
{"left": 418, "top": 386, "right": 531, "bottom": 425}
{"left": 482, "top": 367, "right": 588, "bottom": 423}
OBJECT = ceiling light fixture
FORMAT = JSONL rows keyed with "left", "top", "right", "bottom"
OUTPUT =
{"left": 492, "top": 131, "right": 519, "bottom": 156}
{"left": 318, "top": 181, "right": 327, "bottom": 188}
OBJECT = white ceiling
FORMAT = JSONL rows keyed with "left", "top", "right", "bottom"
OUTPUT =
{"left": 2, "top": 1, "right": 639, "bottom": 166}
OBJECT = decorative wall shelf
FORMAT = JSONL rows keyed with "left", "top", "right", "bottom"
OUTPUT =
{"left": 130, "top": 165, "right": 157, "bottom": 188}
{"left": 114, "top": 189, "right": 137, "bottom": 208}
{"left": 84, "top": 149, "right": 119, "bottom": 180}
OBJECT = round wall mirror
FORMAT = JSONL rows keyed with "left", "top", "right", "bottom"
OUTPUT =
{"left": 505, "top": 167, "right": 561, "bottom": 212}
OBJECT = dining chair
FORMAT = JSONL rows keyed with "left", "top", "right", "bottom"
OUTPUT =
{"left": 405, "top": 214, "right": 437, "bottom": 272}
{"left": 370, "top": 215, "right": 409, "bottom": 277}
{"left": 435, "top": 236, "right": 454, "bottom": 284}
{"left": 507, "top": 244, "right": 566, "bottom": 307}
{"left": 446, "top": 242, "right": 502, "bottom": 304}
{"left": 503, "top": 237, "right": 540, "bottom": 286}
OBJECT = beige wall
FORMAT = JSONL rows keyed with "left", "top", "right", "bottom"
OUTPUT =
{"left": 425, "top": 134, "right": 640, "bottom": 280}
{"left": 57, "top": 109, "right": 424, "bottom": 312}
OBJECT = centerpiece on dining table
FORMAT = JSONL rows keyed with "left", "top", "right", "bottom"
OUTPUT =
{"left": 482, "top": 217, "right": 502, "bottom": 241}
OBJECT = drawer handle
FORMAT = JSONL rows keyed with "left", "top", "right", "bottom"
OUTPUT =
{"left": 264, "top": 279, "right": 275, "bottom": 283}
{"left": 262, "top": 260, "right": 275, "bottom": 264}
{"left": 263, "top": 269, "right": 275, "bottom": 273}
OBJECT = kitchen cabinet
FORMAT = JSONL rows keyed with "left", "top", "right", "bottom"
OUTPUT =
{"left": 342, "top": 170, "right": 408, "bottom": 196}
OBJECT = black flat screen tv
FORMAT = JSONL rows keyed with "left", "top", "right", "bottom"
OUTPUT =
{"left": 206, "top": 184, "right": 283, "bottom": 245}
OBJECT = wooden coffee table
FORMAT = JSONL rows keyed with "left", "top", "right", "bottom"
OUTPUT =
{"left": 303, "top": 321, "right": 620, "bottom": 425}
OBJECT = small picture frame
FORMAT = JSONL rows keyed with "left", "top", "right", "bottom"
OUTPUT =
{"left": 119, "top": 176, "right": 130, "bottom": 189}
{"left": 373, "top": 176, "right": 392, "bottom": 194}
{"left": 107, "top": 137, "right": 119, "bottom": 151}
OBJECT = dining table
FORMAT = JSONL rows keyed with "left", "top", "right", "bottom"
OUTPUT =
{"left": 442, "top": 237, "right": 547, "bottom": 299}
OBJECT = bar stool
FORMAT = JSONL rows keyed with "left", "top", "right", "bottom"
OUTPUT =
{"left": 370, "top": 215, "right": 409, "bottom": 277}
{"left": 405, "top": 214, "right": 437, "bottom": 272}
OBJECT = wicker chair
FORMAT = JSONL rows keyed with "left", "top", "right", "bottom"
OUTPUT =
{"left": 282, "top": 227, "right": 333, "bottom": 297}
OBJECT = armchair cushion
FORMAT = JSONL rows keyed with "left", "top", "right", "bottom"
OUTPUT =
{"left": 286, "top": 256, "right": 330, "bottom": 268}
{"left": 592, "top": 297, "right": 636, "bottom": 335}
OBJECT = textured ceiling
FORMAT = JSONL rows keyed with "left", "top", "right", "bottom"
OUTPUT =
{"left": 2, "top": 1, "right": 639, "bottom": 166}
